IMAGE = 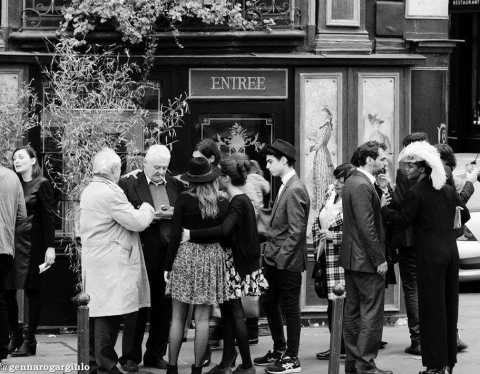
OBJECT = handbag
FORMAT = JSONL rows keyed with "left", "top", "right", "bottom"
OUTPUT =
{"left": 256, "top": 208, "right": 271, "bottom": 237}
{"left": 312, "top": 253, "right": 328, "bottom": 299}
{"left": 241, "top": 296, "right": 260, "bottom": 318}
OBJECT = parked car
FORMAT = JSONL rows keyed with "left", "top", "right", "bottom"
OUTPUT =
{"left": 454, "top": 153, "right": 480, "bottom": 282}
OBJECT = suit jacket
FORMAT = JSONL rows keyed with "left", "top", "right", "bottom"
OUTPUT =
{"left": 118, "top": 171, "right": 185, "bottom": 275}
{"left": 341, "top": 169, "right": 386, "bottom": 273}
{"left": 263, "top": 174, "right": 310, "bottom": 272}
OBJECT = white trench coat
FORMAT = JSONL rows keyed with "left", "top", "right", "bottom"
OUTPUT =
{"left": 80, "top": 176, "right": 154, "bottom": 317}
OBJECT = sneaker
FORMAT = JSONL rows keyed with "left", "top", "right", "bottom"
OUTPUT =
{"left": 254, "top": 350, "right": 284, "bottom": 366}
{"left": 265, "top": 356, "right": 301, "bottom": 374}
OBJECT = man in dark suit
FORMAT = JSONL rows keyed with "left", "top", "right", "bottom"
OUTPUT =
{"left": 341, "top": 141, "right": 392, "bottom": 374}
{"left": 254, "top": 139, "right": 310, "bottom": 374}
{"left": 118, "top": 144, "right": 185, "bottom": 371}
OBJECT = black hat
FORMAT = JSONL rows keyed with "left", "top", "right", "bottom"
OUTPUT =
{"left": 181, "top": 157, "right": 220, "bottom": 183}
{"left": 266, "top": 139, "right": 296, "bottom": 161}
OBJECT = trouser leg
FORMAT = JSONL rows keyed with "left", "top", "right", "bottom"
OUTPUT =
{"left": 417, "top": 257, "right": 448, "bottom": 369}
{"left": 121, "top": 312, "right": 138, "bottom": 364}
{"left": 398, "top": 246, "right": 420, "bottom": 342}
{"left": 343, "top": 270, "right": 361, "bottom": 372}
{"left": 355, "top": 272, "right": 385, "bottom": 371}
{"left": 0, "top": 255, "right": 13, "bottom": 360}
{"left": 262, "top": 265, "right": 286, "bottom": 352}
{"left": 94, "top": 316, "right": 121, "bottom": 373}
{"left": 446, "top": 255, "right": 459, "bottom": 368}
{"left": 146, "top": 276, "right": 171, "bottom": 358}
{"left": 277, "top": 270, "right": 301, "bottom": 358}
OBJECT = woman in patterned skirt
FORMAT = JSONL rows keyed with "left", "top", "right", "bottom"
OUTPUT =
{"left": 311, "top": 163, "right": 355, "bottom": 360}
{"left": 165, "top": 157, "right": 229, "bottom": 374}
{"left": 184, "top": 154, "right": 268, "bottom": 374}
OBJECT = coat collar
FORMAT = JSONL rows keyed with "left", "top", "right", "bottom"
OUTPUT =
{"left": 271, "top": 173, "right": 298, "bottom": 221}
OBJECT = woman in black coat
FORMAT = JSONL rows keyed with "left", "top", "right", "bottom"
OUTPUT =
{"left": 381, "top": 141, "right": 467, "bottom": 374}
{"left": 7, "top": 146, "right": 56, "bottom": 357}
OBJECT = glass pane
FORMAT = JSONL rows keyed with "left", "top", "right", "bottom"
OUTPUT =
{"left": 331, "top": 0, "right": 355, "bottom": 20}
{"left": 23, "top": 0, "right": 70, "bottom": 28}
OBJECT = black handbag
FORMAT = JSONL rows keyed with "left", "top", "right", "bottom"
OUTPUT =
{"left": 312, "top": 253, "right": 328, "bottom": 299}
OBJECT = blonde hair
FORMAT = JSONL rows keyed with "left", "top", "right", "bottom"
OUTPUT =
{"left": 190, "top": 179, "right": 220, "bottom": 219}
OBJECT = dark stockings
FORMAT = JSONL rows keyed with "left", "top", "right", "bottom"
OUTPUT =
{"left": 220, "top": 299, "right": 252, "bottom": 369}
{"left": 168, "top": 300, "right": 210, "bottom": 367}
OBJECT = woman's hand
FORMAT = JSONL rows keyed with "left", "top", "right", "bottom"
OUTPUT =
{"left": 380, "top": 192, "right": 391, "bottom": 208}
{"left": 181, "top": 229, "right": 190, "bottom": 243}
{"left": 45, "top": 247, "right": 56, "bottom": 265}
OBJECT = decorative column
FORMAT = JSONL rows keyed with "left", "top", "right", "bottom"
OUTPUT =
{"left": 314, "top": 0, "right": 372, "bottom": 54}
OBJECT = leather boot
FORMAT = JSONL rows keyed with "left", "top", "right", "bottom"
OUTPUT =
{"left": 11, "top": 329, "right": 36, "bottom": 357}
{"left": 8, "top": 325, "right": 24, "bottom": 353}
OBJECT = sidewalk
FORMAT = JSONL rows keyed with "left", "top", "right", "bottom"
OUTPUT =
{"left": 2, "top": 293, "right": 479, "bottom": 374}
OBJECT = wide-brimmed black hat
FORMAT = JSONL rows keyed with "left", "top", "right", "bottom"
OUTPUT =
{"left": 265, "top": 139, "right": 296, "bottom": 161}
{"left": 181, "top": 157, "right": 220, "bottom": 183}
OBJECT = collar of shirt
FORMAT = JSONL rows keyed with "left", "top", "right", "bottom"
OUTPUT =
{"left": 357, "top": 168, "right": 376, "bottom": 185}
{"left": 145, "top": 174, "right": 166, "bottom": 186}
{"left": 281, "top": 169, "right": 296, "bottom": 186}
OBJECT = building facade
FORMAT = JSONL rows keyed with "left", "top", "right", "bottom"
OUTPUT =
{"left": 0, "top": 0, "right": 455, "bottom": 327}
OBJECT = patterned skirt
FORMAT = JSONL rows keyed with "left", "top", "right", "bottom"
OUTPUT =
{"left": 224, "top": 248, "right": 269, "bottom": 300}
{"left": 167, "top": 241, "right": 229, "bottom": 305}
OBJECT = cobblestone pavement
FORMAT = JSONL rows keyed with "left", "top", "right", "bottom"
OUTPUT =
{"left": 1, "top": 293, "right": 479, "bottom": 374}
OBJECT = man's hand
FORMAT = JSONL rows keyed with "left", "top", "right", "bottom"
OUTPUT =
{"left": 122, "top": 169, "right": 142, "bottom": 179}
{"left": 45, "top": 247, "right": 56, "bottom": 265}
{"left": 377, "top": 261, "right": 388, "bottom": 276}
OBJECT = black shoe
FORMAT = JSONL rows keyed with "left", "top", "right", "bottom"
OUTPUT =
{"left": 143, "top": 355, "right": 168, "bottom": 369}
{"left": 265, "top": 356, "right": 301, "bottom": 374}
{"left": 254, "top": 350, "right": 284, "bottom": 366}
{"left": 357, "top": 367, "right": 392, "bottom": 374}
{"left": 121, "top": 359, "right": 139, "bottom": 372}
{"left": 207, "top": 365, "right": 232, "bottom": 374}
{"left": 11, "top": 334, "right": 36, "bottom": 357}
{"left": 405, "top": 341, "right": 422, "bottom": 356}
{"left": 419, "top": 369, "right": 445, "bottom": 374}
{"left": 457, "top": 335, "right": 468, "bottom": 352}
{"left": 192, "top": 364, "right": 203, "bottom": 374}
{"left": 167, "top": 365, "right": 178, "bottom": 374}
{"left": 8, "top": 326, "right": 24, "bottom": 354}
{"left": 315, "top": 349, "right": 346, "bottom": 360}
{"left": 233, "top": 364, "right": 255, "bottom": 374}
{"left": 316, "top": 349, "right": 330, "bottom": 360}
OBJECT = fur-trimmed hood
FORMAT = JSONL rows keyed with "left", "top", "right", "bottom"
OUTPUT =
{"left": 398, "top": 141, "right": 446, "bottom": 190}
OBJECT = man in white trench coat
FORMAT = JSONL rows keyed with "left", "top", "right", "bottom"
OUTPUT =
{"left": 80, "top": 148, "right": 154, "bottom": 374}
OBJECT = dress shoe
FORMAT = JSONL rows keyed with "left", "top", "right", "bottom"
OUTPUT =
{"left": 11, "top": 333, "right": 36, "bottom": 357}
{"left": 192, "top": 364, "right": 203, "bottom": 374}
{"left": 120, "top": 359, "right": 139, "bottom": 372}
{"left": 207, "top": 365, "right": 232, "bottom": 374}
{"left": 315, "top": 349, "right": 346, "bottom": 360}
{"left": 456, "top": 335, "right": 468, "bottom": 352}
{"left": 357, "top": 367, "right": 393, "bottom": 374}
{"left": 419, "top": 369, "right": 445, "bottom": 374}
{"left": 167, "top": 364, "right": 178, "bottom": 374}
{"left": 8, "top": 326, "right": 24, "bottom": 353}
{"left": 143, "top": 355, "right": 168, "bottom": 369}
{"left": 404, "top": 341, "right": 422, "bottom": 356}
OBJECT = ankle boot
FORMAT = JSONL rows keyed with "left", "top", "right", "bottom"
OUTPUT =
{"left": 11, "top": 330, "right": 36, "bottom": 357}
{"left": 8, "top": 326, "right": 24, "bottom": 353}
{"left": 167, "top": 364, "right": 178, "bottom": 374}
{"left": 192, "top": 364, "right": 203, "bottom": 374}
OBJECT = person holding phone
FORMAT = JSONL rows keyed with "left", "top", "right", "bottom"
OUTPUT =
{"left": 118, "top": 144, "right": 185, "bottom": 371}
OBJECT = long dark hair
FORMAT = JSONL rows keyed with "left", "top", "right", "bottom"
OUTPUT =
{"left": 12, "top": 145, "right": 42, "bottom": 179}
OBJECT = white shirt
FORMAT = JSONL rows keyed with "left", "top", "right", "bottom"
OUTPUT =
{"left": 357, "top": 167, "right": 376, "bottom": 185}
{"left": 145, "top": 174, "right": 166, "bottom": 186}
{"left": 277, "top": 169, "right": 296, "bottom": 201}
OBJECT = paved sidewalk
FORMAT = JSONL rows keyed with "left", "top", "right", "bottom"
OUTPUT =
{"left": 1, "top": 294, "right": 479, "bottom": 374}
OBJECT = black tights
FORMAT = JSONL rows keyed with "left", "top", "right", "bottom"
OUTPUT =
{"left": 220, "top": 299, "right": 252, "bottom": 369}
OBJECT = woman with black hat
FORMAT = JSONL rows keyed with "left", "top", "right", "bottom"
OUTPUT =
{"left": 381, "top": 141, "right": 468, "bottom": 374}
{"left": 183, "top": 154, "right": 268, "bottom": 374}
{"left": 165, "top": 157, "right": 229, "bottom": 374}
